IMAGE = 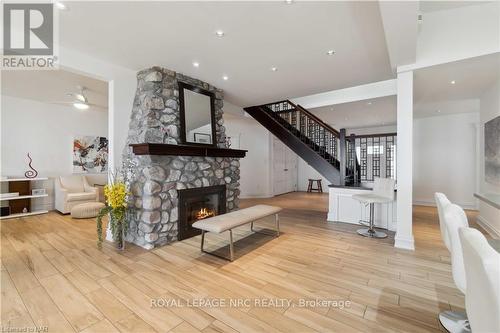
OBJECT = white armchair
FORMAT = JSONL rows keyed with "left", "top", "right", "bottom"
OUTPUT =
{"left": 55, "top": 175, "right": 98, "bottom": 214}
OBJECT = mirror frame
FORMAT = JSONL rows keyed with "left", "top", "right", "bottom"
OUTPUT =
{"left": 178, "top": 82, "right": 217, "bottom": 147}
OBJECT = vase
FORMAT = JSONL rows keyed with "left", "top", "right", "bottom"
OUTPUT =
{"left": 116, "top": 222, "right": 125, "bottom": 251}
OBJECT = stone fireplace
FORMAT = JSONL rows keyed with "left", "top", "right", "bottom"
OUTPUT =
{"left": 121, "top": 67, "right": 246, "bottom": 249}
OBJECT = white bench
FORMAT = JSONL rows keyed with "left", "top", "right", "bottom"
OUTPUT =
{"left": 192, "top": 204, "right": 282, "bottom": 261}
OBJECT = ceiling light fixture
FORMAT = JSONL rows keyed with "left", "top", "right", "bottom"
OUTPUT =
{"left": 55, "top": 1, "right": 67, "bottom": 10}
{"left": 450, "top": 80, "right": 456, "bottom": 85}
{"left": 215, "top": 30, "right": 225, "bottom": 37}
{"left": 73, "top": 102, "right": 89, "bottom": 110}
{"left": 222, "top": 75, "right": 229, "bottom": 81}
{"left": 326, "top": 50, "right": 335, "bottom": 56}
{"left": 271, "top": 67, "right": 278, "bottom": 72}
{"left": 367, "top": 101, "right": 372, "bottom": 105}
{"left": 437, "top": 109, "right": 441, "bottom": 113}
{"left": 193, "top": 62, "right": 200, "bottom": 68}
{"left": 285, "top": 0, "right": 294, "bottom": 4}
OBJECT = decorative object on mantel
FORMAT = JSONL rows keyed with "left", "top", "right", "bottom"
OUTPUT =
{"left": 485, "top": 115, "right": 500, "bottom": 185}
{"left": 24, "top": 153, "right": 38, "bottom": 178}
{"left": 96, "top": 175, "right": 129, "bottom": 250}
{"left": 225, "top": 136, "right": 232, "bottom": 148}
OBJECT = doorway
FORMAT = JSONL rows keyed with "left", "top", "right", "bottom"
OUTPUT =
{"left": 273, "top": 137, "right": 298, "bottom": 196}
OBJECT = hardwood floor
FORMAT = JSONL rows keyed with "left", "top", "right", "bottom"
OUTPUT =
{"left": 0, "top": 192, "right": 483, "bottom": 332}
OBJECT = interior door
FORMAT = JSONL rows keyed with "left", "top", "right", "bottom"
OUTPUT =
{"left": 273, "top": 138, "right": 297, "bottom": 195}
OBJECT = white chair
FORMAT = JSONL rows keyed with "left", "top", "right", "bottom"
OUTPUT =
{"left": 352, "top": 177, "right": 395, "bottom": 238}
{"left": 441, "top": 203, "right": 471, "bottom": 333}
{"left": 459, "top": 227, "right": 500, "bottom": 333}
{"left": 435, "top": 192, "right": 452, "bottom": 251}
{"left": 55, "top": 175, "right": 98, "bottom": 214}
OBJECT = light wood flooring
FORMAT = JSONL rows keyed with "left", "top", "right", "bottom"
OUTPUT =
{"left": 0, "top": 192, "right": 484, "bottom": 332}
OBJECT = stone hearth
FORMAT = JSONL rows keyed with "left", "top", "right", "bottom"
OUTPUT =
{"left": 122, "top": 67, "right": 241, "bottom": 249}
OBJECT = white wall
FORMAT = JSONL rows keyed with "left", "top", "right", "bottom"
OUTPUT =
{"left": 297, "top": 158, "right": 330, "bottom": 191}
{"left": 347, "top": 125, "right": 397, "bottom": 136}
{"left": 413, "top": 112, "right": 479, "bottom": 209}
{"left": 58, "top": 47, "right": 137, "bottom": 171}
{"left": 416, "top": 2, "right": 500, "bottom": 66}
{"left": 1, "top": 95, "right": 108, "bottom": 209}
{"left": 478, "top": 79, "right": 500, "bottom": 237}
{"left": 223, "top": 106, "right": 273, "bottom": 198}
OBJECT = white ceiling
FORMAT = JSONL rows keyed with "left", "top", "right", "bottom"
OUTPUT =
{"left": 1, "top": 70, "right": 108, "bottom": 112}
{"left": 419, "top": 1, "right": 492, "bottom": 13}
{"left": 414, "top": 52, "right": 500, "bottom": 116}
{"left": 59, "top": 1, "right": 393, "bottom": 107}
{"left": 309, "top": 95, "right": 396, "bottom": 129}
{"left": 306, "top": 52, "right": 499, "bottom": 129}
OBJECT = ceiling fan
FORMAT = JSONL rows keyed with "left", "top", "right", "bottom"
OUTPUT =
{"left": 51, "top": 86, "right": 106, "bottom": 110}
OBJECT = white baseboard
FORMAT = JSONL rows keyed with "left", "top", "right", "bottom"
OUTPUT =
{"left": 476, "top": 215, "right": 500, "bottom": 239}
{"left": 413, "top": 200, "right": 477, "bottom": 211}
{"left": 239, "top": 194, "right": 274, "bottom": 199}
{"left": 394, "top": 234, "right": 415, "bottom": 250}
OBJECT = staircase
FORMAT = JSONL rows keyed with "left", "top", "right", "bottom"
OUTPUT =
{"left": 244, "top": 100, "right": 359, "bottom": 185}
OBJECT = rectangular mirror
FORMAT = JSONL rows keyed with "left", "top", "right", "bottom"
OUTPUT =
{"left": 179, "top": 82, "right": 216, "bottom": 146}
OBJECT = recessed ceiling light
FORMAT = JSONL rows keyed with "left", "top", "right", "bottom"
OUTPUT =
{"left": 437, "top": 109, "right": 441, "bottom": 113}
{"left": 367, "top": 101, "right": 372, "bottom": 105}
{"left": 193, "top": 62, "right": 199, "bottom": 68}
{"left": 326, "top": 50, "right": 335, "bottom": 56}
{"left": 285, "top": 0, "right": 294, "bottom": 4}
{"left": 222, "top": 75, "right": 229, "bottom": 81}
{"left": 450, "top": 80, "right": 456, "bottom": 85}
{"left": 215, "top": 30, "right": 225, "bottom": 37}
{"left": 73, "top": 102, "right": 89, "bottom": 110}
{"left": 271, "top": 67, "right": 278, "bottom": 72}
{"left": 55, "top": 2, "right": 67, "bottom": 10}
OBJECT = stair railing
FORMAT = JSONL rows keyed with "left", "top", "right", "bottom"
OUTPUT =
{"left": 263, "top": 100, "right": 340, "bottom": 166}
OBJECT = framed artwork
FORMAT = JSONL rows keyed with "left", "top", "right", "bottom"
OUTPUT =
{"left": 73, "top": 136, "right": 108, "bottom": 173}
{"left": 193, "top": 132, "right": 212, "bottom": 144}
{"left": 485, "top": 115, "right": 500, "bottom": 185}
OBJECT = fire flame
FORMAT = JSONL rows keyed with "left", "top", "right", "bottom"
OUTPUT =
{"left": 196, "top": 207, "right": 215, "bottom": 220}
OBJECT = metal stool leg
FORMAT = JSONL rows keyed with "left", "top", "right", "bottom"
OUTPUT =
{"left": 438, "top": 311, "right": 470, "bottom": 333}
{"left": 357, "top": 203, "right": 387, "bottom": 238}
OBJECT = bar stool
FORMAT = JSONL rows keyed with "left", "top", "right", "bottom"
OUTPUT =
{"left": 441, "top": 204, "right": 470, "bottom": 333}
{"left": 352, "top": 177, "right": 395, "bottom": 238}
{"left": 459, "top": 227, "right": 500, "bottom": 333}
{"left": 307, "top": 179, "right": 323, "bottom": 193}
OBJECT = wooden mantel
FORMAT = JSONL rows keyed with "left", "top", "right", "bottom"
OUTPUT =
{"left": 130, "top": 143, "right": 247, "bottom": 158}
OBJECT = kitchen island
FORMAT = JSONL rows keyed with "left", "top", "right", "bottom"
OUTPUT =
{"left": 327, "top": 184, "right": 397, "bottom": 232}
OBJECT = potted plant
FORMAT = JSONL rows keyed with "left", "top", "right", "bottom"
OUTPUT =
{"left": 96, "top": 176, "right": 129, "bottom": 250}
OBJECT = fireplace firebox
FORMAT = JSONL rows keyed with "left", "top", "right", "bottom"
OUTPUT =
{"left": 177, "top": 185, "right": 226, "bottom": 240}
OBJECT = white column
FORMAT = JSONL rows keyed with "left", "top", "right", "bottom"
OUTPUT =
{"left": 395, "top": 70, "right": 415, "bottom": 250}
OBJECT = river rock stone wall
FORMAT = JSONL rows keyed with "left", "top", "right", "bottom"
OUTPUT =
{"left": 122, "top": 67, "right": 240, "bottom": 249}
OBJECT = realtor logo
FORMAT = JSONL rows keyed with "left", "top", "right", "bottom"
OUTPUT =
{"left": 2, "top": 3, "right": 58, "bottom": 69}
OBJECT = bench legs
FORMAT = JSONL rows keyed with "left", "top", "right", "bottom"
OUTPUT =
{"left": 250, "top": 213, "right": 280, "bottom": 237}
{"left": 200, "top": 229, "right": 235, "bottom": 262}
{"left": 199, "top": 214, "right": 280, "bottom": 262}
